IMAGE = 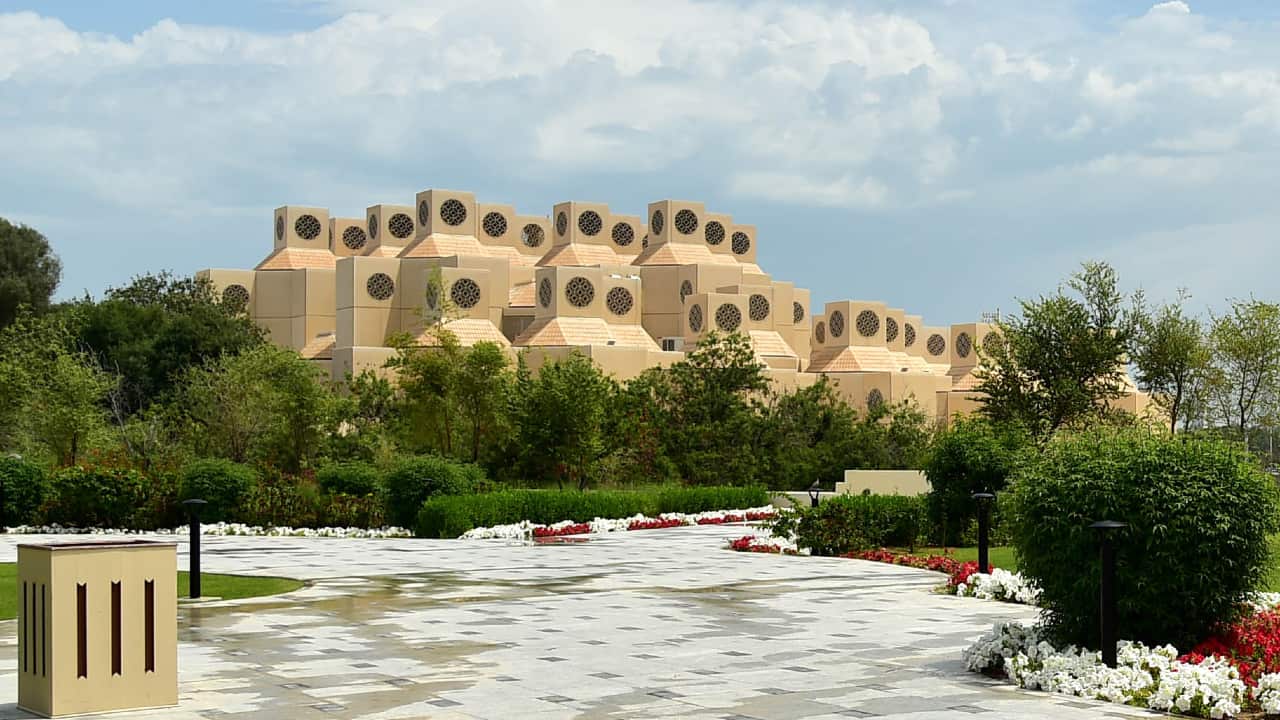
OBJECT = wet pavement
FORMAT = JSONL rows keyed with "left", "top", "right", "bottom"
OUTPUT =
{"left": 0, "top": 526, "right": 1161, "bottom": 719}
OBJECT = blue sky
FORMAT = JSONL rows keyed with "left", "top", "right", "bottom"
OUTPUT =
{"left": 2, "top": 0, "right": 1278, "bottom": 324}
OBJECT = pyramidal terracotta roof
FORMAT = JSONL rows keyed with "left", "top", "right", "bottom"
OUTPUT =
{"left": 807, "top": 346, "right": 913, "bottom": 374}
{"left": 255, "top": 248, "right": 337, "bottom": 271}
{"left": 747, "top": 330, "right": 798, "bottom": 358}
{"left": 399, "top": 233, "right": 489, "bottom": 258}
{"left": 364, "top": 245, "right": 406, "bottom": 258}
{"left": 299, "top": 333, "right": 336, "bottom": 360}
{"left": 536, "top": 244, "right": 622, "bottom": 267}
{"left": 631, "top": 242, "right": 738, "bottom": 267}
{"left": 515, "top": 317, "right": 657, "bottom": 350}
{"left": 415, "top": 319, "right": 511, "bottom": 348}
{"left": 509, "top": 282, "right": 536, "bottom": 308}
{"left": 481, "top": 244, "right": 540, "bottom": 266}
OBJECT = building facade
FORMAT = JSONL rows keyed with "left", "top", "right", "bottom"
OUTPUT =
{"left": 196, "top": 188, "right": 1147, "bottom": 422}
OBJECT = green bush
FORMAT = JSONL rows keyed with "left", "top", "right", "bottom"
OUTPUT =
{"left": 777, "top": 494, "right": 924, "bottom": 555}
{"left": 0, "top": 457, "right": 48, "bottom": 526}
{"left": 46, "top": 465, "right": 149, "bottom": 528}
{"left": 414, "top": 486, "right": 771, "bottom": 538}
{"left": 384, "top": 455, "right": 484, "bottom": 527}
{"left": 179, "top": 459, "right": 257, "bottom": 522}
{"left": 316, "top": 461, "right": 381, "bottom": 496}
{"left": 238, "top": 470, "right": 321, "bottom": 528}
{"left": 1010, "top": 427, "right": 1280, "bottom": 649}
{"left": 924, "top": 417, "right": 1028, "bottom": 546}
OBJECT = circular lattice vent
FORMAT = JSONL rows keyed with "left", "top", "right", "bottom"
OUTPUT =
{"left": 815, "top": 321, "right": 826, "bottom": 344}
{"left": 885, "top": 317, "right": 899, "bottom": 343}
{"left": 904, "top": 323, "right": 917, "bottom": 347}
{"left": 688, "top": 304, "right": 704, "bottom": 333}
{"left": 368, "top": 214, "right": 378, "bottom": 239}
{"left": 522, "top": 224, "right": 545, "bottom": 248}
{"left": 749, "top": 294, "right": 770, "bottom": 322}
{"left": 611, "top": 222, "right": 634, "bottom": 247}
{"left": 389, "top": 212, "right": 414, "bottom": 239}
{"left": 366, "top": 273, "right": 395, "bottom": 301}
{"left": 451, "top": 278, "right": 481, "bottom": 309}
{"left": 578, "top": 210, "right": 603, "bottom": 236}
{"left": 606, "top": 287, "right": 634, "bottom": 316}
{"left": 538, "top": 277, "right": 552, "bottom": 308}
{"left": 417, "top": 200, "right": 430, "bottom": 225}
{"left": 439, "top": 199, "right": 467, "bottom": 226}
{"left": 295, "top": 214, "right": 321, "bottom": 240}
{"left": 674, "top": 209, "right": 698, "bottom": 235}
{"left": 856, "top": 310, "right": 879, "bottom": 338}
{"left": 565, "top": 277, "right": 595, "bottom": 308}
{"left": 642, "top": 235, "right": 649, "bottom": 250}
{"left": 651, "top": 209, "right": 665, "bottom": 235}
{"left": 716, "top": 303, "right": 742, "bottom": 332}
{"left": 829, "top": 310, "right": 846, "bottom": 338}
{"left": 793, "top": 301, "right": 805, "bottom": 324}
{"left": 555, "top": 211, "right": 568, "bottom": 237}
{"left": 222, "top": 284, "right": 249, "bottom": 309}
{"left": 679, "top": 280, "right": 693, "bottom": 303}
{"left": 927, "top": 334, "right": 946, "bottom": 356}
{"left": 342, "top": 226, "right": 367, "bottom": 251}
{"left": 482, "top": 212, "right": 508, "bottom": 238}
{"left": 956, "top": 332, "right": 973, "bottom": 359}
{"left": 275, "top": 215, "right": 285, "bottom": 242}
{"left": 705, "top": 221, "right": 725, "bottom": 246}
{"left": 731, "top": 231, "right": 750, "bottom": 255}
{"left": 867, "top": 388, "right": 885, "bottom": 410}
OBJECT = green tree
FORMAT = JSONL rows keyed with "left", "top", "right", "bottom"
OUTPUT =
{"left": 1130, "top": 291, "right": 1211, "bottom": 433}
{"left": 75, "top": 272, "right": 264, "bottom": 413}
{"left": 455, "top": 341, "right": 513, "bottom": 463}
{"left": 1207, "top": 298, "right": 1280, "bottom": 439}
{"left": 657, "top": 332, "right": 769, "bottom": 485}
{"left": 923, "top": 416, "right": 1028, "bottom": 546}
{"left": 514, "top": 352, "right": 616, "bottom": 490}
{"left": 974, "top": 261, "right": 1134, "bottom": 439}
{"left": 0, "top": 218, "right": 61, "bottom": 329}
{"left": 386, "top": 327, "right": 462, "bottom": 455}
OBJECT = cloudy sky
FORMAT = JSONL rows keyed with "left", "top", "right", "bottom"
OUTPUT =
{"left": 1, "top": 0, "right": 1277, "bottom": 324}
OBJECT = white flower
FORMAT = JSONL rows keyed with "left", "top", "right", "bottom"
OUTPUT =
{"left": 458, "top": 506, "right": 778, "bottom": 542}
{"left": 2, "top": 523, "right": 412, "bottom": 538}
{"left": 955, "top": 568, "right": 1042, "bottom": 606}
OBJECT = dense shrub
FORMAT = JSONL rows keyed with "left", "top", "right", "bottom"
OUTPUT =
{"left": 179, "top": 459, "right": 257, "bottom": 522}
{"left": 317, "top": 493, "right": 384, "bottom": 529}
{"left": 45, "top": 465, "right": 149, "bottom": 528}
{"left": 924, "top": 417, "right": 1028, "bottom": 546}
{"left": 384, "top": 455, "right": 484, "bottom": 527}
{"left": 316, "top": 461, "right": 381, "bottom": 496}
{"left": 771, "top": 494, "right": 924, "bottom": 555}
{"left": 0, "top": 456, "right": 48, "bottom": 526}
{"left": 237, "top": 469, "right": 321, "bottom": 528}
{"left": 1011, "top": 427, "right": 1280, "bottom": 649}
{"left": 415, "top": 486, "right": 770, "bottom": 538}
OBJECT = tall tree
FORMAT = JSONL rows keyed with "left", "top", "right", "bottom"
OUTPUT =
{"left": 0, "top": 218, "right": 61, "bottom": 329}
{"left": 455, "top": 341, "right": 513, "bottom": 463}
{"left": 974, "top": 261, "right": 1134, "bottom": 439}
{"left": 1206, "top": 299, "right": 1280, "bottom": 438}
{"left": 1130, "top": 291, "right": 1211, "bottom": 433}
{"left": 514, "top": 352, "right": 616, "bottom": 490}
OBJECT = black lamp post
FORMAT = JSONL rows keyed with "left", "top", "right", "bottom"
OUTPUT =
{"left": 972, "top": 492, "right": 995, "bottom": 573}
{"left": 1090, "top": 520, "right": 1127, "bottom": 668}
{"left": 181, "top": 499, "right": 208, "bottom": 599}
{"left": 807, "top": 481, "right": 821, "bottom": 508}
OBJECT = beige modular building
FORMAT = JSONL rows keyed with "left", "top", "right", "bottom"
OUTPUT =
{"left": 197, "top": 188, "right": 1147, "bottom": 422}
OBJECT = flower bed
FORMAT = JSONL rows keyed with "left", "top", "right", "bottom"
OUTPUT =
{"left": 459, "top": 506, "right": 778, "bottom": 541}
{"left": 2, "top": 523, "right": 413, "bottom": 538}
{"left": 728, "top": 535, "right": 800, "bottom": 554}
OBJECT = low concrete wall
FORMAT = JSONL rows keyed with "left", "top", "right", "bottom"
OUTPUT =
{"left": 834, "top": 470, "right": 929, "bottom": 496}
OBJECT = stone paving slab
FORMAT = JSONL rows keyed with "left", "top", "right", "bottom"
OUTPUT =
{"left": 0, "top": 527, "right": 1163, "bottom": 719}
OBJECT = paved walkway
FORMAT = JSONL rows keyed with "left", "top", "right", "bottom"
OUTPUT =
{"left": 0, "top": 527, "right": 1159, "bottom": 719}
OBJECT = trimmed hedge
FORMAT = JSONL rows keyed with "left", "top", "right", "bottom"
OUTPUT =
{"left": 179, "top": 459, "right": 258, "bottom": 522}
{"left": 769, "top": 494, "right": 925, "bottom": 556}
{"left": 0, "top": 457, "right": 48, "bottom": 526}
{"left": 316, "top": 461, "right": 381, "bottom": 496}
{"left": 1011, "top": 427, "right": 1280, "bottom": 649}
{"left": 385, "top": 455, "right": 485, "bottom": 528}
{"left": 415, "top": 486, "right": 770, "bottom": 538}
{"left": 46, "top": 466, "right": 149, "bottom": 529}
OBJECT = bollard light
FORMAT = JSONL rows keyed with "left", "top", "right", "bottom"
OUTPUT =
{"left": 972, "top": 492, "right": 995, "bottom": 574}
{"left": 181, "top": 499, "right": 208, "bottom": 599}
{"left": 808, "top": 481, "right": 821, "bottom": 508}
{"left": 1090, "top": 520, "right": 1127, "bottom": 668}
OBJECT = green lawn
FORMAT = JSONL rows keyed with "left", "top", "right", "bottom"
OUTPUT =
{"left": 0, "top": 563, "right": 302, "bottom": 620}
{"left": 915, "top": 545, "right": 1020, "bottom": 572}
